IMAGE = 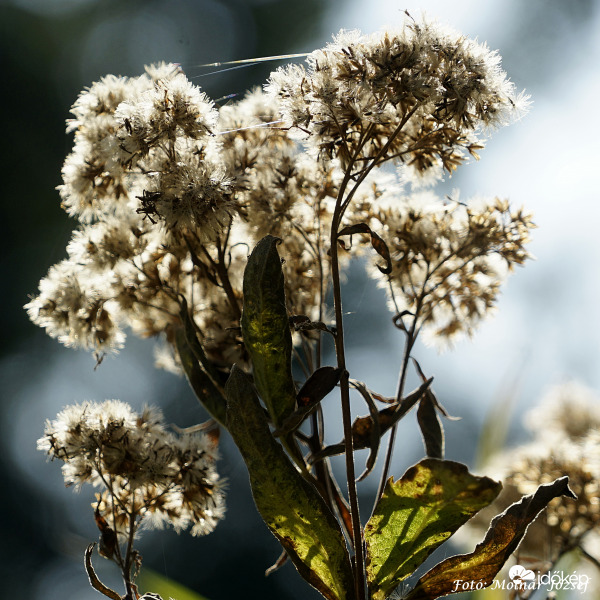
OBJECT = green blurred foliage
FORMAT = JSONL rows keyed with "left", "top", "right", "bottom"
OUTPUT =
{"left": 140, "top": 568, "right": 210, "bottom": 600}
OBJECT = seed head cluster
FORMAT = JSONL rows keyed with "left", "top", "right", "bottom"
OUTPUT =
{"left": 26, "top": 19, "right": 532, "bottom": 367}
{"left": 38, "top": 400, "right": 225, "bottom": 539}
{"left": 266, "top": 22, "right": 528, "bottom": 176}
{"left": 366, "top": 195, "right": 534, "bottom": 346}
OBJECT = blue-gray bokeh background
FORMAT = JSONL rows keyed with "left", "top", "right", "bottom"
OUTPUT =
{"left": 1, "top": 1, "right": 598, "bottom": 598}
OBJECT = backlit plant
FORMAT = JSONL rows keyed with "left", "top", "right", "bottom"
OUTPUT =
{"left": 29, "top": 17, "right": 580, "bottom": 600}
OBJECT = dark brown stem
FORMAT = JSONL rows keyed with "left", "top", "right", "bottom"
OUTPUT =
{"left": 330, "top": 214, "right": 366, "bottom": 600}
{"left": 375, "top": 285, "right": 427, "bottom": 505}
{"left": 339, "top": 104, "right": 421, "bottom": 219}
{"left": 322, "top": 105, "right": 423, "bottom": 598}
{"left": 374, "top": 325, "right": 416, "bottom": 504}
{"left": 215, "top": 237, "right": 242, "bottom": 322}
{"left": 122, "top": 501, "right": 138, "bottom": 599}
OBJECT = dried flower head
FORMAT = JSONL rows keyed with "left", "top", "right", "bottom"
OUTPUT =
{"left": 266, "top": 21, "right": 528, "bottom": 173}
{"left": 217, "top": 88, "right": 389, "bottom": 324}
{"left": 60, "top": 61, "right": 235, "bottom": 237}
{"left": 24, "top": 259, "right": 125, "bottom": 354}
{"left": 525, "top": 382, "right": 600, "bottom": 443}
{"left": 28, "top": 24, "right": 531, "bottom": 372}
{"left": 27, "top": 64, "right": 242, "bottom": 364}
{"left": 365, "top": 194, "right": 534, "bottom": 346}
{"left": 38, "top": 400, "right": 225, "bottom": 540}
{"left": 463, "top": 384, "right": 600, "bottom": 569}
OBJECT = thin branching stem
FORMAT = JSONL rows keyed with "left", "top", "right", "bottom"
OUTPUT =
{"left": 329, "top": 107, "right": 421, "bottom": 598}
{"left": 329, "top": 234, "right": 365, "bottom": 600}
{"left": 375, "top": 242, "right": 499, "bottom": 499}
{"left": 215, "top": 236, "right": 242, "bottom": 321}
{"left": 339, "top": 104, "right": 421, "bottom": 219}
{"left": 123, "top": 505, "right": 138, "bottom": 599}
{"left": 374, "top": 326, "right": 415, "bottom": 503}
{"left": 330, "top": 135, "right": 370, "bottom": 600}
{"left": 375, "top": 292, "right": 423, "bottom": 504}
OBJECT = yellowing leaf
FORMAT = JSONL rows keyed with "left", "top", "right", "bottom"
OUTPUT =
{"left": 225, "top": 366, "right": 355, "bottom": 600}
{"left": 241, "top": 235, "right": 296, "bottom": 427}
{"left": 404, "top": 476, "right": 575, "bottom": 599}
{"left": 365, "top": 459, "right": 501, "bottom": 600}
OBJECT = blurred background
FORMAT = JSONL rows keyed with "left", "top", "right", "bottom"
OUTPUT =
{"left": 1, "top": 0, "right": 599, "bottom": 598}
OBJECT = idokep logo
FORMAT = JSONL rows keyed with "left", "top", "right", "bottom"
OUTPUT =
{"left": 450, "top": 565, "right": 591, "bottom": 594}
{"left": 509, "top": 565, "right": 536, "bottom": 586}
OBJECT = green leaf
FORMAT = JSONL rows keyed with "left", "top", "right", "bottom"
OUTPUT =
{"left": 175, "top": 326, "right": 227, "bottom": 426}
{"left": 226, "top": 366, "right": 355, "bottom": 600}
{"left": 139, "top": 568, "right": 210, "bottom": 600}
{"left": 365, "top": 459, "right": 501, "bottom": 600}
{"left": 404, "top": 476, "right": 575, "bottom": 600}
{"left": 241, "top": 235, "right": 296, "bottom": 427}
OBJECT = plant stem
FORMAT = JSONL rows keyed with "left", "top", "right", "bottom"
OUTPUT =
{"left": 215, "top": 237, "right": 242, "bottom": 322}
{"left": 326, "top": 109, "right": 421, "bottom": 597}
{"left": 329, "top": 223, "right": 366, "bottom": 600}
{"left": 374, "top": 326, "right": 415, "bottom": 504}
{"left": 338, "top": 104, "right": 420, "bottom": 219}
{"left": 122, "top": 504, "right": 138, "bottom": 599}
{"left": 375, "top": 288, "right": 425, "bottom": 504}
